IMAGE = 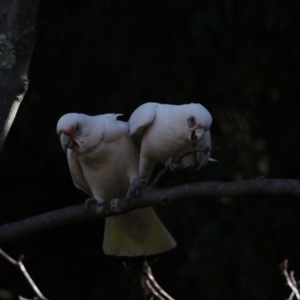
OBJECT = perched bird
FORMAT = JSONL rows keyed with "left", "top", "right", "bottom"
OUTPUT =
{"left": 57, "top": 113, "right": 176, "bottom": 256}
{"left": 128, "top": 102, "right": 213, "bottom": 192}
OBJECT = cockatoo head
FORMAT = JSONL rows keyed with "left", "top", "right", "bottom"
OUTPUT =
{"left": 56, "top": 113, "right": 101, "bottom": 154}
{"left": 183, "top": 103, "right": 212, "bottom": 142}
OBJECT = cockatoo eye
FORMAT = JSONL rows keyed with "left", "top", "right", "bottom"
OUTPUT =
{"left": 187, "top": 116, "right": 196, "bottom": 128}
{"left": 74, "top": 124, "right": 82, "bottom": 136}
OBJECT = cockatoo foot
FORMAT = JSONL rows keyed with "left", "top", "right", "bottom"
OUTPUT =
{"left": 165, "top": 157, "right": 186, "bottom": 172}
{"left": 127, "top": 175, "right": 148, "bottom": 198}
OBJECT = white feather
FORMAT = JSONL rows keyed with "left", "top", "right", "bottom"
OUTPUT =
{"left": 128, "top": 102, "right": 158, "bottom": 135}
{"left": 57, "top": 112, "right": 176, "bottom": 256}
{"left": 128, "top": 102, "right": 213, "bottom": 175}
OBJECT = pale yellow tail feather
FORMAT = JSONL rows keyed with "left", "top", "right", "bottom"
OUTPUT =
{"left": 103, "top": 207, "right": 176, "bottom": 256}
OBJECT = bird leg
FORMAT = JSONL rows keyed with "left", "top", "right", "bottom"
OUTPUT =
{"left": 127, "top": 175, "right": 149, "bottom": 198}
{"left": 165, "top": 156, "right": 186, "bottom": 172}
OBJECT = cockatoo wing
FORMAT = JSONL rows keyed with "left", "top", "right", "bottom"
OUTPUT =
{"left": 128, "top": 102, "right": 159, "bottom": 136}
{"left": 67, "top": 149, "right": 93, "bottom": 197}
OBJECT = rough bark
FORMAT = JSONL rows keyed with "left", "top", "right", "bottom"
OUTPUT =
{"left": 0, "top": 0, "right": 40, "bottom": 152}
{"left": 1, "top": 178, "right": 300, "bottom": 244}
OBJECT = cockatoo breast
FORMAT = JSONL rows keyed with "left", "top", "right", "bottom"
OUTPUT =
{"left": 79, "top": 132, "right": 139, "bottom": 200}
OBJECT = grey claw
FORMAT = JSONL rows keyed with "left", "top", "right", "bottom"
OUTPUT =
{"left": 127, "top": 175, "right": 148, "bottom": 198}
{"left": 165, "top": 157, "right": 185, "bottom": 172}
{"left": 84, "top": 198, "right": 98, "bottom": 211}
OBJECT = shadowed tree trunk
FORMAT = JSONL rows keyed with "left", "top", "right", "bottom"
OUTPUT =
{"left": 0, "top": 0, "right": 40, "bottom": 152}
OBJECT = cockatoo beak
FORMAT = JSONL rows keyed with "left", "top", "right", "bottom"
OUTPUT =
{"left": 60, "top": 132, "right": 75, "bottom": 152}
{"left": 188, "top": 128, "right": 205, "bottom": 142}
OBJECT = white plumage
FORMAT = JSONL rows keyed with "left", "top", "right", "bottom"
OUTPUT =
{"left": 57, "top": 112, "right": 176, "bottom": 256}
{"left": 128, "top": 102, "right": 213, "bottom": 179}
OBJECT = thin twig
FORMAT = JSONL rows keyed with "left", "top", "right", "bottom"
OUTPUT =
{"left": 123, "top": 261, "right": 138, "bottom": 282}
{"left": 289, "top": 293, "right": 296, "bottom": 300}
{"left": 0, "top": 247, "right": 17, "bottom": 264}
{"left": 0, "top": 247, "right": 49, "bottom": 300}
{"left": 144, "top": 262, "right": 174, "bottom": 300}
{"left": 280, "top": 259, "right": 300, "bottom": 299}
{"left": 124, "top": 259, "right": 174, "bottom": 300}
{"left": 144, "top": 279, "right": 164, "bottom": 300}
{"left": 140, "top": 261, "right": 175, "bottom": 300}
{"left": 290, "top": 271, "right": 298, "bottom": 288}
{"left": 151, "top": 146, "right": 211, "bottom": 186}
{"left": 123, "top": 261, "right": 142, "bottom": 300}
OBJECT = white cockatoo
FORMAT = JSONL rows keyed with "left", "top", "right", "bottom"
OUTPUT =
{"left": 56, "top": 113, "right": 176, "bottom": 256}
{"left": 128, "top": 102, "right": 213, "bottom": 189}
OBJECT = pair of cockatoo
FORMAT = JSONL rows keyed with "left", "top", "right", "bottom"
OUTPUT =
{"left": 56, "top": 102, "right": 212, "bottom": 256}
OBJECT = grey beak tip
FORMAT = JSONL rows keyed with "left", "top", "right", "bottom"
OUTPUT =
{"left": 60, "top": 132, "right": 74, "bottom": 152}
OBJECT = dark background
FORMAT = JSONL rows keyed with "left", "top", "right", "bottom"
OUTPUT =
{"left": 1, "top": 0, "right": 300, "bottom": 299}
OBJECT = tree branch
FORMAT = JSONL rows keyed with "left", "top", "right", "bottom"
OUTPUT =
{"left": 0, "top": 0, "right": 40, "bottom": 152}
{"left": 1, "top": 178, "right": 300, "bottom": 244}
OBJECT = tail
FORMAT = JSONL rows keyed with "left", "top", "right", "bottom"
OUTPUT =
{"left": 103, "top": 207, "right": 176, "bottom": 256}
